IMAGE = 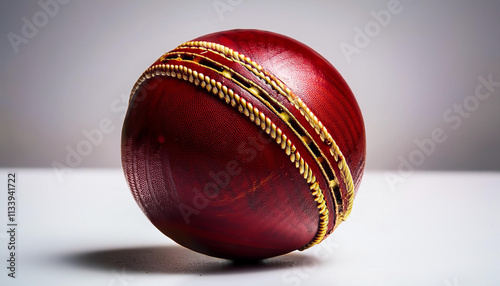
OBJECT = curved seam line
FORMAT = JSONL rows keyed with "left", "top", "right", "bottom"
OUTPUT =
{"left": 133, "top": 63, "right": 329, "bottom": 250}
{"left": 161, "top": 51, "right": 342, "bottom": 210}
{"left": 176, "top": 42, "right": 355, "bottom": 219}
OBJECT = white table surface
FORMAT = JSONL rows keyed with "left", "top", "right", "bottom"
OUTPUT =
{"left": 0, "top": 169, "right": 499, "bottom": 286}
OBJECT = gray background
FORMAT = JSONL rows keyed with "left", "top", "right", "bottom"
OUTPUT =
{"left": 1, "top": 0, "right": 499, "bottom": 171}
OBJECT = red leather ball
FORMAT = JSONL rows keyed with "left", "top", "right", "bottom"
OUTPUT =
{"left": 121, "top": 29, "right": 365, "bottom": 260}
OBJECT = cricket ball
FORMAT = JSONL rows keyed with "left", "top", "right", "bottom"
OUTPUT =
{"left": 121, "top": 29, "right": 365, "bottom": 260}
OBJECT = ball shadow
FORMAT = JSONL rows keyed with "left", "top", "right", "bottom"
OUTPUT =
{"left": 62, "top": 245, "right": 320, "bottom": 275}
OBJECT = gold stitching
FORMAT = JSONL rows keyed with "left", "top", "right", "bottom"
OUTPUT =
{"left": 164, "top": 51, "right": 343, "bottom": 218}
{"left": 177, "top": 42, "right": 355, "bottom": 220}
{"left": 132, "top": 64, "right": 329, "bottom": 250}
{"left": 160, "top": 50, "right": 344, "bottom": 221}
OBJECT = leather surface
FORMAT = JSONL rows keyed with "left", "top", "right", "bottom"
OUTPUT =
{"left": 122, "top": 29, "right": 365, "bottom": 260}
{"left": 195, "top": 30, "right": 366, "bottom": 195}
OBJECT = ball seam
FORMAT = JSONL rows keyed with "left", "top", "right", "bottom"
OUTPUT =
{"left": 133, "top": 63, "right": 329, "bottom": 250}
{"left": 176, "top": 41, "right": 355, "bottom": 220}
